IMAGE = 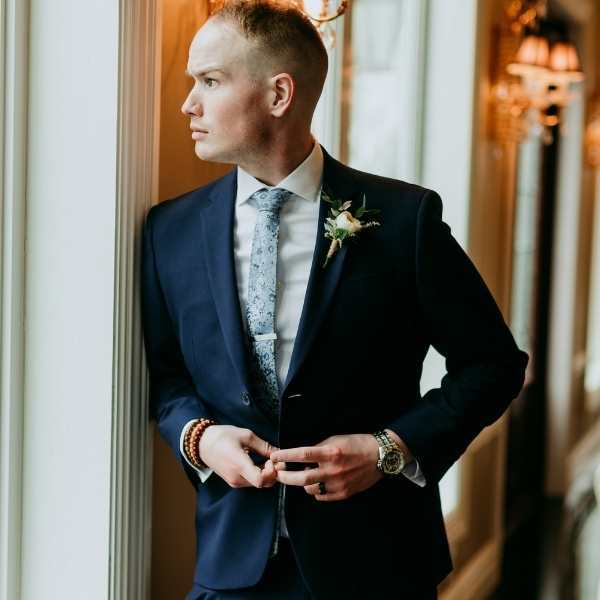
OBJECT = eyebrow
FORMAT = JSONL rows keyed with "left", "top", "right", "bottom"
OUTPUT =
{"left": 185, "top": 67, "right": 225, "bottom": 78}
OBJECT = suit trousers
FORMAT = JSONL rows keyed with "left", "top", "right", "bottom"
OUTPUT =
{"left": 185, "top": 537, "right": 311, "bottom": 599}
{"left": 184, "top": 537, "right": 439, "bottom": 600}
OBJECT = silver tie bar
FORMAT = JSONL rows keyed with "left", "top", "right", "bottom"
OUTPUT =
{"left": 252, "top": 332, "right": 277, "bottom": 342}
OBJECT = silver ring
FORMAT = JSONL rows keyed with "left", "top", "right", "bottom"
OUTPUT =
{"left": 318, "top": 481, "right": 327, "bottom": 495}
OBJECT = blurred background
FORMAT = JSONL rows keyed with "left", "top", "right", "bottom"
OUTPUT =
{"left": 1, "top": 1, "right": 599, "bottom": 599}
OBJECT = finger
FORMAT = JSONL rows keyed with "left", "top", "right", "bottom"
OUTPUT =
{"left": 259, "top": 460, "right": 278, "bottom": 487}
{"left": 242, "top": 430, "right": 279, "bottom": 459}
{"left": 238, "top": 451, "right": 267, "bottom": 488}
{"left": 276, "top": 467, "right": 326, "bottom": 487}
{"left": 314, "top": 491, "right": 346, "bottom": 502}
{"left": 305, "top": 481, "right": 323, "bottom": 496}
{"left": 270, "top": 446, "right": 339, "bottom": 464}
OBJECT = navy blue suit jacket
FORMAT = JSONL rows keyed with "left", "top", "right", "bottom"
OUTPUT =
{"left": 141, "top": 145, "right": 529, "bottom": 597}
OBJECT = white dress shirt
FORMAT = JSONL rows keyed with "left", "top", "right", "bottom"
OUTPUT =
{"left": 179, "top": 136, "right": 425, "bottom": 538}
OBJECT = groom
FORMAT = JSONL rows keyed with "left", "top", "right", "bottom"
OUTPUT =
{"left": 141, "top": 1, "right": 529, "bottom": 599}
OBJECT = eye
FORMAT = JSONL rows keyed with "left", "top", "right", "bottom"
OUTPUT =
{"left": 203, "top": 77, "right": 217, "bottom": 88}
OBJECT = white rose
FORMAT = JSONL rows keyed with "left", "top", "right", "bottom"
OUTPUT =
{"left": 334, "top": 210, "right": 362, "bottom": 234}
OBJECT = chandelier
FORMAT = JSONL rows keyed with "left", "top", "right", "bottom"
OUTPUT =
{"left": 491, "top": 0, "right": 584, "bottom": 145}
{"left": 208, "top": 0, "right": 348, "bottom": 49}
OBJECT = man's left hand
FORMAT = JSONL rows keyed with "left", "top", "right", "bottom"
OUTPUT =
{"left": 269, "top": 434, "right": 383, "bottom": 502}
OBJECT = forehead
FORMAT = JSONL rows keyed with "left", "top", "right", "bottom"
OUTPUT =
{"left": 187, "top": 19, "right": 248, "bottom": 72}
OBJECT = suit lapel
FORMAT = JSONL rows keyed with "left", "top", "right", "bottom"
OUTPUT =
{"left": 200, "top": 147, "right": 363, "bottom": 397}
{"left": 279, "top": 146, "right": 362, "bottom": 397}
{"left": 201, "top": 169, "right": 253, "bottom": 391}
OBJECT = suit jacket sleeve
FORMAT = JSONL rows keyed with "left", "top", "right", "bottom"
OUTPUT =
{"left": 386, "top": 190, "right": 529, "bottom": 486}
{"left": 141, "top": 205, "right": 214, "bottom": 490}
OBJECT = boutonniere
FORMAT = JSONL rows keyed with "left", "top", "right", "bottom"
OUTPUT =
{"left": 321, "top": 187, "right": 381, "bottom": 269}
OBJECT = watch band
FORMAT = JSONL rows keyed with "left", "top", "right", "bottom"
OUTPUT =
{"left": 373, "top": 430, "right": 406, "bottom": 475}
{"left": 374, "top": 430, "right": 396, "bottom": 451}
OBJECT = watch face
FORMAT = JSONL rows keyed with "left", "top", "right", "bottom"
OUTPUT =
{"left": 382, "top": 449, "right": 404, "bottom": 475}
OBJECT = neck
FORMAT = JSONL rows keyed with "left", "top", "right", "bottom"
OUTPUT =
{"left": 238, "top": 132, "right": 315, "bottom": 186}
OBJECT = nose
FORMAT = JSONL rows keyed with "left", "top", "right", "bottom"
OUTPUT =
{"left": 181, "top": 90, "right": 201, "bottom": 117}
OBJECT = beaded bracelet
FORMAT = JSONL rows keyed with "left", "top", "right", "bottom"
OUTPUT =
{"left": 184, "top": 418, "right": 216, "bottom": 469}
{"left": 184, "top": 418, "right": 214, "bottom": 468}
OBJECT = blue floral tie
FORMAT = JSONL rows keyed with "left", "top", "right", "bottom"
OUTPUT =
{"left": 246, "top": 187, "right": 293, "bottom": 419}
{"left": 245, "top": 187, "right": 292, "bottom": 559}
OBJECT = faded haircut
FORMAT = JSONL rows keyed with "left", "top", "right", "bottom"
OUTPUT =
{"left": 210, "top": 0, "right": 328, "bottom": 112}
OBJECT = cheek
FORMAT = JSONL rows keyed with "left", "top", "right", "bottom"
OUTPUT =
{"left": 215, "top": 90, "right": 264, "bottom": 132}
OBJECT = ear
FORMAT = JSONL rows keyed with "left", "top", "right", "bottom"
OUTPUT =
{"left": 268, "top": 72, "right": 294, "bottom": 117}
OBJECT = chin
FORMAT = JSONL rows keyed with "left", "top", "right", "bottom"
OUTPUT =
{"left": 195, "top": 143, "right": 235, "bottom": 165}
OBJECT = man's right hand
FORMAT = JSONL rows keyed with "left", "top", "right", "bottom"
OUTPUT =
{"left": 198, "top": 424, "right": 283, "bottom": 489}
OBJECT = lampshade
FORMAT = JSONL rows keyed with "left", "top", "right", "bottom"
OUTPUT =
{"left": 507, "top": 34, "right": 550, "bottom": 78}
{"left": 548, "top": 41, "right": 584, "bottom": 81}
{"left": 515, "top": 34, "right": 550, "bottom": 68}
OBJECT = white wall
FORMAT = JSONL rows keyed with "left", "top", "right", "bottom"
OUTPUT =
{"left": 21, "top": 1, "right": 119, "bottom": 597}
{"left": 419, "top": 0, "right": 479, "bottom": 514}
{"left": 420, "top": 0, "right": 478, "bottom": 243}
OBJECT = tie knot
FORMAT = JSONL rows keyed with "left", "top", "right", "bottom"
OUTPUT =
{"left": 251, "top": 187, "right": 293, "bottom": 214}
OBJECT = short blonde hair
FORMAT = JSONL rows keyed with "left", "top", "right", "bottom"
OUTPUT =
{"left": 211, "top": 0, "right": 328, "bottom": 108}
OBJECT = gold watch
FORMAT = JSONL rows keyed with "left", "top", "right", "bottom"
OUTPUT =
{"left": 373, "top": 430, "right": 406, "bottom": 476}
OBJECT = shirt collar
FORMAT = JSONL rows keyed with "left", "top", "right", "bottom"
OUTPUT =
{"left": 236, "top": 136, "right": 324, "bottom": 206}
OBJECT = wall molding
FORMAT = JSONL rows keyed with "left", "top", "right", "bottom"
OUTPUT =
{"left": 0, "top": 0, "right": 29, "bottom": 598}
{"left": 109, "top": 0, "right": 161, "bottom": 597}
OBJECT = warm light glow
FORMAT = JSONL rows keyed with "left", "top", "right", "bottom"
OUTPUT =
{"left": 515, "top": 34, "right": 550, "bottom": 68}
{"left": 549, "top": 41, "right": 579, "bottom": 71}
{"left": 548, "top": 41, "right": 584, "bottom": 82}
{"left": 493, "top": 2, "right": 584, "bottom": 142}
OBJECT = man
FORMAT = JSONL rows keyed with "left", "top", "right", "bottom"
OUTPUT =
{"left": 141, "top": 1, "right": 529, "bottom": 599}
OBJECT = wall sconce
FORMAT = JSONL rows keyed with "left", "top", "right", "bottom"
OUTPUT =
{"left": 507, "top": 35, "right": 583, "bottom": 117}
{"left": 208, "top": 0, "right": 348, "bottom": 49}
{"left": 490, "top": 0, "right": 584, "bottom": 145}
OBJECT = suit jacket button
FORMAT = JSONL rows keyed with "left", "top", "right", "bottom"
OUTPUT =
{"left": 241, "top": 391, "right": 251, "bottom": 405}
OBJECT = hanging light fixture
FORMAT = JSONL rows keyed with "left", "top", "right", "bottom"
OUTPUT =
{"left": 296, "top": 0, "right": 347, "bottom": 21}
{"left": 292, "top": 0, "right": 348, "bottom": 48}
